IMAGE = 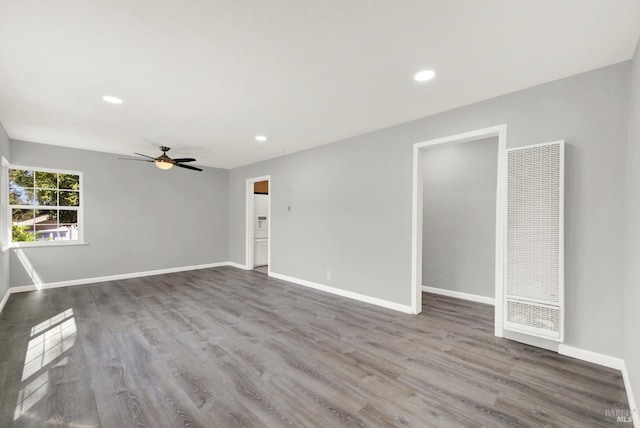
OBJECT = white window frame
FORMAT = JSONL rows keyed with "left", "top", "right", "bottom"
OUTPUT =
{"left": 1, "top": 157, "right": 9, "bottom": 252}
{"left": 4, "top": 163, "right": 85, "bottom": 248}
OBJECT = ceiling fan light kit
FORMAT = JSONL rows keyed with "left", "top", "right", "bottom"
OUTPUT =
{"left": 155, "top": 159, "right": 174, "bottom": 170}
{"left": 119, "top": 146, "right": 203, "bottom": 172}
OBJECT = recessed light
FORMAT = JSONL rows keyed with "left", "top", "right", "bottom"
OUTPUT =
{"left": 414, "top": 70, "right": 436, "bottom": 82}
{"left": 102, "top": 95, "right": 123, "bottom": 104}
{"left": 255, "top": 135, "right": 268, "bottom": 142}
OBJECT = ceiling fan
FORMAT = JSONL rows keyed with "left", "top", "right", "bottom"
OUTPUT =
{"left": 120, "top": 146, "right": 203, "bottom": 172}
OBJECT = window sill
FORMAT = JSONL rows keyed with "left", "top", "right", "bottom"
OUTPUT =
{"left": 7, "top": 241, "right": 89, "bottom": 250}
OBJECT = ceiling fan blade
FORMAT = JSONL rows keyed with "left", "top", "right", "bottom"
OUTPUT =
{"left": 133, "top": 152, "right": 157, "bottom": 160}
{"left": 119, "top": 158, "right": 154, "bottom": 162}
{"left": 172, "top": 158, "right": 197, "bottom": 163}
{"left": 175, "top": 163, "right": 203, "bottom": 172}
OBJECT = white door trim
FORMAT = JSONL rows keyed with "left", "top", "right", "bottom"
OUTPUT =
{"left": 246, "top": 175, "right": 271, "bottom": 271}
{"left": 411, "top": 124, "right": 507, "bottom": 338}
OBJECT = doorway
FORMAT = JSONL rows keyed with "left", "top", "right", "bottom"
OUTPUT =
{"left": 411, "top": 125, "right": 507, "bottom": 337}
{"left": 246, "top": 175, "right": 271, "bottom": 274}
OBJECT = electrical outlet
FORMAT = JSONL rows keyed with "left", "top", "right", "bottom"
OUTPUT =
{"left": 326, "top": 271, "right": 331, "bottom": 280}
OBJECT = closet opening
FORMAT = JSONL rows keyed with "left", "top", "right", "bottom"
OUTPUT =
{"left": 411, "top": 125, "right": 507, "bottom": 337}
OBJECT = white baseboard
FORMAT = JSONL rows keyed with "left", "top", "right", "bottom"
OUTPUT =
{"left": 545, "top": 344, "right": 638, "bottom": 425}
{"left": 422, "top": 285, "right": 495, "bottom": 305}
{"left": 226, "top": 261, "right": 251, "bottom": 270}
{"left": 558, "top": 344, "right": 624, "bottom": 370}
{"left": 423, "top": 287, "right": 636, "bottom": 419}
{"left": 0, "top": 288, "right": 10, "bottom": 314}
{"left": 7, "top": 262, "right": 230, "bottom": 296}
{"left": 622, "top": 362, "right": 639, "bottom": 427}
{"left": 10, "top": 285, "right": 37, "bottom": 293}
{"left": 270, "top": 272, "right": 412, "bottom": 314}
{"left": 5, "top": 262, "right": 411, "bottom": 316}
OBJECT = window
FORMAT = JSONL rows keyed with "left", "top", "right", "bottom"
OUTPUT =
{"left": 7, "top": 166, "right": 83, "bottom": 245}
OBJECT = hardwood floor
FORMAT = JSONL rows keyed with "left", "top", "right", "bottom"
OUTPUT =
{"left": 0, "top": 267, "right": 630, "bottom": 427}
{"left": 254, "top": 266, "right": 268, "bottom": 275}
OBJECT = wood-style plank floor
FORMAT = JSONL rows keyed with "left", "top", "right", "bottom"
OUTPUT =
{"left": 0, "top": 267, "right": 630, "bottom": 427}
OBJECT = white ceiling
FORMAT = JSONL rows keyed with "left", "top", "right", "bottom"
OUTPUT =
{"left": 1, "top": 1, "right": 639, "bottom": 169}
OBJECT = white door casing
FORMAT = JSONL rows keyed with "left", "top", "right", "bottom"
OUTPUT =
{"left": 245, "top": 175, "right": 271, "bottom": 271}
{"left": 411, "top": 124, "right": 507, "bottom": 335}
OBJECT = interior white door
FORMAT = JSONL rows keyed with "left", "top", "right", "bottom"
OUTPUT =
{"left": 504, "top": 141, "right": 564, "bottom": 342}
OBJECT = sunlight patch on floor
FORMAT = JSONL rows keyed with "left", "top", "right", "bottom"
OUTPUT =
{"left": 14, "top": 309, "right": 77, "bottom": 421}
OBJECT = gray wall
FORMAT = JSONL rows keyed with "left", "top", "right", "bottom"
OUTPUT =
{"left": 9, "top": 141, "right": 229, "bottom": 286}
{"left": 229, "top": 61, "right": 630, "bottom": 357}
{"left": 229, "top": 140, "right": 411, "bottom": 304}
{"left": 624, "top": 38, "right": 640, "bottom": 419}
{"left": 422, "top": 137, "right": 498, "bottom": 298}
{"left": 0, "top": 122, "right": 10, "bottom": 299}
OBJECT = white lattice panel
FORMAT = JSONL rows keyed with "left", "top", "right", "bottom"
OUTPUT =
{"left": 506, "top": 299, "right": 560, "bottom": 337}
{"left": 505, "top": 141, "right": 564, "bottom": 341}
